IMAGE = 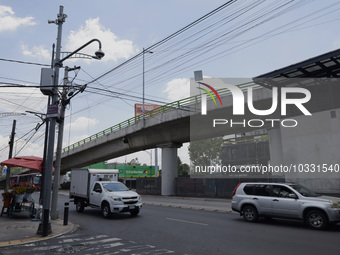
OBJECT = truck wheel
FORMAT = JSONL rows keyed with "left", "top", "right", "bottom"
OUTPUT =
{"left": 102, "top": 203, "right": 111, "bottom": 219}
{"left": 305, "top": 210, "right": 328, "bottom": 230}
{"left": 130, "top": 209, "right": 140, "bottom": 216}
{"left": 242, "top": 205, "right": 258, "bottom": 222}
{"left": 76, "top": 199, "right": 85, "bottom": 213}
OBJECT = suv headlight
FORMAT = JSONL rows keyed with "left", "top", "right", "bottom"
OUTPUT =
{"left": 330, "top": 200, "right": 340, "bottom": 208}
{"left": 110, "top": 196, "right": 122, "bottom": 202}
{"left": 138, "top": 195, "right": 142, "bottom": 202}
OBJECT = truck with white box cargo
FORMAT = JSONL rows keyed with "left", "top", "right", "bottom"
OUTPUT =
{"left": 70, "top": 169, "right": 142, "bottom": 218}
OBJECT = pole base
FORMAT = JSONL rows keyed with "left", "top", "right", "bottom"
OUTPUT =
{"left": 37, "top": 222, "right": 52, "bottom": 236}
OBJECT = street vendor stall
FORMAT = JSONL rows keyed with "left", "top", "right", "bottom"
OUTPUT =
{"left": 1, "top": 187, "right": 36, "bottom": 217}
{"left": 1, "top": 156, "right": 42, "bottom": 217}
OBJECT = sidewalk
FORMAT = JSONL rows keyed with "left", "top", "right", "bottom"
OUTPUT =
{"left": 0, "top": 217, "right": 74, "bottom": 247}
{"left": 0, "top": 190, "right": 233, "bottom": 247}
{"left": 0, "top": 190, "right": 75, "bottom": 247}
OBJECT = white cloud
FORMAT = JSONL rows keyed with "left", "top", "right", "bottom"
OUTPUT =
{"left": 20, "top": 43, "right": 50, "bottom": 60}
{"left": 0, "top": 134, "right": 44, "bottom": 163}
{"left": 64, "top": 116, "right": 99, "bottom": 132}
{"left": 65, "top": 17, "right": 139, "bottom": 62}
{"left": 0, "top": 86, "right": 46, "bottom": 113}
{"left": 333, "top": 40, "right": 340, "bottom": 50}
{"left": 178, "top": 143, "right": 190, "bottom": 165}
{"left": 0, "top": 5, "right": 36, "bottom": 32}
{"left": 163, "top": 78, "right": 190, "bottom": 101}
{"left": 63, "top": 134, "right": 89, "bottom": 148}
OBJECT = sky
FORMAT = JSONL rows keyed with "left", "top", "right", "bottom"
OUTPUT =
{"left": 1, "top": 0, "right": 340, "bottom": 168}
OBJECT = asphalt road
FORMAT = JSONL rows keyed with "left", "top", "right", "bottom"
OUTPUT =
{"left": 63, "top": 195, "right": 340, "bottom": 255}
{"left": 1, "top": 194, "right": 339, "bottom": 255}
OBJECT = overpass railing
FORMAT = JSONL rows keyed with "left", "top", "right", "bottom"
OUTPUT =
{"left": 62, "top": 81, "right": 262, "bottom": 153}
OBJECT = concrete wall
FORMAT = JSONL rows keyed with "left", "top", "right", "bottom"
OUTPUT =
{"left": 137, "top": 177, "right": 285, "bottom": 198}
{"left": 271, "top": 109, "right": 340, "bottom": 194}
{"left": 136, "top": 177, "right": 161, "bottom": 195}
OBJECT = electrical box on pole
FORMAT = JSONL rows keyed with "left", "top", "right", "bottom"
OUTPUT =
{"left": 40, "top": 68, "right": 54, "bottom": 96}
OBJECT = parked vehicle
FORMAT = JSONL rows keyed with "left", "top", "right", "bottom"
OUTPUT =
{"left": 232, "top": 182, "right": 340, "bottom": 230}
{"left": 70, "top": 169, "right": 142, "bottom": 218}
{"left": 9, "top": 173, "right": 42, "bottom": 190}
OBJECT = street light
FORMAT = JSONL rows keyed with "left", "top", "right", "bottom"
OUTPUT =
{"left": 58, "top": 39, "right": 104, "bottom": 64}
{"left": 142, "top": 48, "right": 153, "bottom": 122}
{"left": 39, "top": 5, "right": 104, "bottom": 237}
{"left": 143, "top": 150, "right": 153, "bottom": 167}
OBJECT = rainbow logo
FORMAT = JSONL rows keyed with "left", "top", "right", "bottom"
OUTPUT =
{"left": 197, "top": 82, "right": 222, "bottom": 115}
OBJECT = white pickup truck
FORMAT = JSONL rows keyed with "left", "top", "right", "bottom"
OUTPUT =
{"left": 70, "top": 169, "right": 142, "bottom": 218}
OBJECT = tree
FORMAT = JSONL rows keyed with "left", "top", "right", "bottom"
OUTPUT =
{"left": 188, "top": 137, "right": 223, "bottom": 167}
{"left": 177, "top": 156, "right": 189, "bottom": 176}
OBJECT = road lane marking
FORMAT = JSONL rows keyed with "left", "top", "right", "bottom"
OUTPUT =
{"left": 166, "top": 218, "right": 208, "bottom": 226}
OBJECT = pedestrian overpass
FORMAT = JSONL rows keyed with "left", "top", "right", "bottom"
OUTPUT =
{"left": 60, "top": 48, "right": 340, "bottom": 195}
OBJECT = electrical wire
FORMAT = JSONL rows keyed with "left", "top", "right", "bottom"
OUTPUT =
{"left": 3, "top": 0, "right": 340, "bottom": 155}
{"left": 0, "top": 58, "right": 50, "bottom": 67}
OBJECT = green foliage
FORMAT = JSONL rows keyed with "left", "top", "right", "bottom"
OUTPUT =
{"left": 178, "top": 157, "right": 189, "bottom": 176}
{"left": 60, "top": 182, "right": 71, "bottom": 190}
{"left": 188, "top": 137, "right": 223, "bottom": 167}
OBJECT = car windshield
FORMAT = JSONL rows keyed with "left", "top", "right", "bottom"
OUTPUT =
{"left": 289, "top": 184, "right": 320, "bottom": 197}
{"left": 103, "top": 182, "right": 129, "bottom": 192}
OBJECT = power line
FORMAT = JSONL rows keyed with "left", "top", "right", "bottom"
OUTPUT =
{"left": 85, "top": 86, "right": 168, "bottom": 105}
{"left": 83, "top": 0, "right": 238, "bottom": 87}
{"left": 0, "top": 57, "right": 50, "bottom": 67}
{"left": 0, "top": 112, "right": 26, "bottom": 118}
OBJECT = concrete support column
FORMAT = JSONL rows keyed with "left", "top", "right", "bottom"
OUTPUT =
{"left": 161, "top": 148, "right": 178, "bottom": 195}
{"left": 268, "top": 127, "right": 283, "bottom": 167}
{"left": 160, "top": 142, "right": 182, "bottom": 196}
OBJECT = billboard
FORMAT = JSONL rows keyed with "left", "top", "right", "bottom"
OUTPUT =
{"left": 135, "top": 103, "right": 160, "bottom": 118}
{"left": 116, "top": 165, "right": 155, "bottom": 178}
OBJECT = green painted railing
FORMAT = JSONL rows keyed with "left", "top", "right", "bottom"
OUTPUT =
{"left": 62, "top": 81, "right": 262, "bottom": 153}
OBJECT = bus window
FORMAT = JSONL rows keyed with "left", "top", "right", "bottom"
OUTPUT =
{"left": 33, "top": 175, "right": 41, "bottom": 186}
{"left": 9, "top": 176, "right": 18, "bottom": 188}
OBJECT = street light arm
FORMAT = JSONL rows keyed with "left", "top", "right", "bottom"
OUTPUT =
{"left": 58, "top": 38, "right": 103, "bottom": 65}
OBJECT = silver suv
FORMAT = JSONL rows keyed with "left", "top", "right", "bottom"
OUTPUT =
{"left": 231, "top": 182, "right": 340, "bottom": 230}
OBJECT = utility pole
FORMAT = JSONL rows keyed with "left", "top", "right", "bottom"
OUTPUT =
{"left": 51, "top": 65, "right": 79, "bottom": 220}
{"left": 38, "top": 5, "right": 66, "bottom": 237}
{"left": 142, "top": 48, "right": 153, "bottom": 125}
{"left": 155, "top": 148, "right": 158, "bottom": 177}
{"left": 50, "top": 66, "right": 68, "bottom": 220}
{"left": 40, "top": 44, "right": 55, "bottom": 206}
{"left": 5, "top": 120, "right": 16, "bottom": 192}
{"left": 38, "top": 6, "right": 103, "bottom": 235}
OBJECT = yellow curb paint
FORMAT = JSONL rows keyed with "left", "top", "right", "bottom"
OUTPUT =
{"left": 8, "top": 240, "right": 22, "bottom": 245}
